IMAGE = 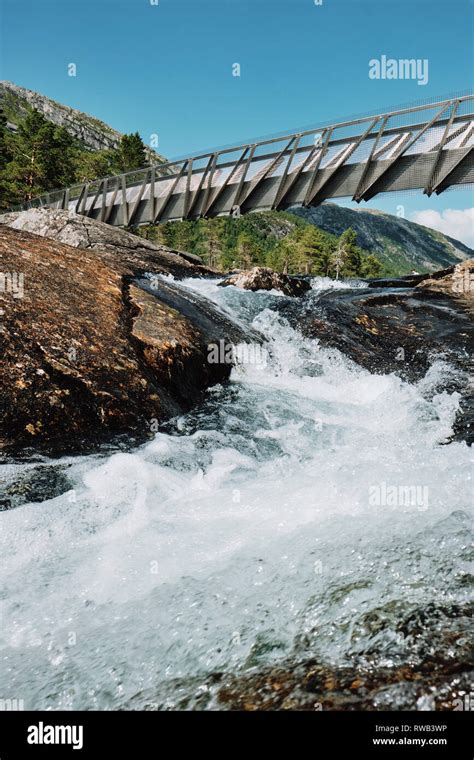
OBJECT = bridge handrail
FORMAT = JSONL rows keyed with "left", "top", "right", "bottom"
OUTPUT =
{"left": 12, "top": 92, "right": 474, "bottom": 210}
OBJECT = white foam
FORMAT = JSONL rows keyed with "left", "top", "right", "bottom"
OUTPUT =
{"left": 0, "top": 278, "right": 471, "bottom": 709}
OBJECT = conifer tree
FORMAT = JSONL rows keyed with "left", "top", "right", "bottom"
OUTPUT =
{"left": 115, "top": 132, "right": 147, "bottom": 172}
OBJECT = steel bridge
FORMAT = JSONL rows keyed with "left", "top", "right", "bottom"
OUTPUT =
{"left": 17, "top": 93, "right": 474, "bottom": 227}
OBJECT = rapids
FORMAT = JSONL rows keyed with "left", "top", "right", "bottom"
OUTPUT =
{"left": 0, "top": 277, "right": 471, "bottom": 710}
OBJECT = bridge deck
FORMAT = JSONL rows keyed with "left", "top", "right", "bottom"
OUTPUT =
{"left": 17, "top": 94, "right": 474, "bottom": 227}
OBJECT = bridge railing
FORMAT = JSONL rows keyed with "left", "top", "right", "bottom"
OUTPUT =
{"left": 13, "top": 92, "right": 474, "bottom": 224}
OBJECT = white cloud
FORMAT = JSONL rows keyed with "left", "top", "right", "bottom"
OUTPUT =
{"left": 410, "top": 208, "right": 474, "bottom": 248}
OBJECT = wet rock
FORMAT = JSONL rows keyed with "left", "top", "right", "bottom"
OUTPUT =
{"left": 276, "top": 266, "right": 474, "bottom": 443}
{"left": 292, "top": 286, "right": 473, "bottom": 382}
{"left": 0, "top": 465, "right": 72, "bottom": 509}
{"left": 214, "top": 659, "right": 474, "bottom": 711}
{"left": 0, "top": 221, "right": 253, "bottom": 456}
{"left": 131, "top": 655, "right": 473, "bottom": 711}
{"left": 369, "top": 259, "right": 474, "bottom": 307}
{"left": 122, "top": 591, "right": 474, "bottom": 710}
{"left": 219, "top": 266, "right": 311, "bottom": 297}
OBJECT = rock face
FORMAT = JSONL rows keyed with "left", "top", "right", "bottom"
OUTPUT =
{"left": 0, "top": 217, "right": 252, "bottom": 456}
{"left": 368, "top": 259, "right": 474, "bottom": 303}
{"left": 0, "top": 80, "right": 165, "bottom": 164}
{"left": 0, "top": 208, "right": 208, "bottom": 278}
{"left": 219, "top": 266, "right": 311, "bottom": 297}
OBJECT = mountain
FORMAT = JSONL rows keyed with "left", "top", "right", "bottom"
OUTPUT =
{"left": 0, "top": 80, "right": 165, "bottom": 164}
{"left": 289, "top": 204, "right": 472, "bottom": 275}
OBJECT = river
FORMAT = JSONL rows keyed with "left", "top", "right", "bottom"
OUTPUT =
{"left": 0, "top": 277, "right": 471, "bottom": 710}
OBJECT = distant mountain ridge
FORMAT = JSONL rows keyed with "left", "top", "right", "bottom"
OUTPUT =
{"left": 290, "top": 204, "right": 472, "bottom": 275}
{"left": 0, "top": 80, "right": 165, "bottom": 165}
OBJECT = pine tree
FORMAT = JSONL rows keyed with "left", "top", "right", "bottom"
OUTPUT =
{"left": 75, "top": 149, "right": 115, "bottom": 183}
{"left": 361, "top": 253, "right": 382, "bottom": 278}
{"left": 0, "top": 111, "right": 11, "bottom": 170}
{"left": 0, "top": 111, "right": 14, "bottom": 209}
{"left": 341, "top": 228, "right": 362, "bottom": 276}
{"left": 172, "top": 220, "right": 195, "bottom": 252}
{"left": 331, "top": 235, "right": 348, "bottom": 279}
{"left": 115, "top": 132, "right": 147, "bottom": 173}
{"left": 298, "top": 226, "right": 331, "bottom": 275}
{"left": 2, "top": 109, "right": 76, "bottom": 203}
{"left": 205, "top": 223, "right": 223, "bottom": 269}
{"left": 236, "top": 232, "right": 254, "bottom": 269}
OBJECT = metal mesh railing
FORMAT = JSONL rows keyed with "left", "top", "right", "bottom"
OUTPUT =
{"left": 13, "top": 92, "right": 474, "bottom": 223}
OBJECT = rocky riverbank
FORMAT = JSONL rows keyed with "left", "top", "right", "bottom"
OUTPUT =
{"left": 0, "top": 210, "right": 250, "bottom": 456}
{"left": 1, "top": 209, "right": 472, "bottom": 455}
{"left": 1, "top": 213, "right": 472, "bottom": 712}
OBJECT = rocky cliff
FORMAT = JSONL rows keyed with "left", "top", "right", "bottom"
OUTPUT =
{"left": 0, "top": 80, "right": 165, "bottom": 164}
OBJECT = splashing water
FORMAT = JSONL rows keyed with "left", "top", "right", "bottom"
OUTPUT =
{"left": 0, "top": 278, "right": 471, "bottom": 710}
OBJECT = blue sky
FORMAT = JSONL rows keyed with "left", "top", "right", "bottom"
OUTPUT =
{"left": 1, "top": 0, "right": 473, "bottom": 243}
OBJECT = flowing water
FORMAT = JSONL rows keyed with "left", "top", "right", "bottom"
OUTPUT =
{"left": 1, "top": 278, "right": 472, "bottom": 710}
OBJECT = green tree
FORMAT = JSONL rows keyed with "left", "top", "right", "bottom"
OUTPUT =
{"left": 2, "top": 109, "right": 76, "bottom": 203}
{"left": 0, "top": 111, "right": 14, "bottom": 209}
{"left": 235, "top": 232, "right": 254, "bottom": 269}
{"left": 329, "top": 228, "right": 360, "bottom": 278}
{"left": 330, "top": 234, "right": 348, "bottom": 279}
{"left": 361, "top": 253, "right": 382, "bottom": 278}
{"left": 341, "top": 228, "right": 362, "bottom": 276}
{"left": 134, "top": 213, "right": 382, "bottom": 278}
{"left": 75, "top": 149, "right": 115, "bottom": 183}
{"left": 205, "top": 223, "right": 223, "bottom": 269}
{"left": 0, "top": 111, "right": 12, "bottom": 170}
{"left": 114, "top": 132, "right": 147, "bottom": 173}
{"left": 171, "top": 220, "right": 195, "bottom": 252}
{"left": 272, "top": 235, "right": 301, "bottom": 273}
{"left": 298, "top": 226, "right": 332, "bottom": 275}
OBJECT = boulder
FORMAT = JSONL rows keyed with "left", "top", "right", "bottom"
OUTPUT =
{"left": 368, "top": 259, "right": 474, "bottom": 307}
{"left": 0, "top": 219, "right": 253, "bottom": 456}
{"left": 0, "top": 208, "right": 208, "bottom": 277}
{"left": 416, "top": 258, "right": 474, "bottom": 307}
{"left": 219, "top": 266, "right": 310, "bottom": 296}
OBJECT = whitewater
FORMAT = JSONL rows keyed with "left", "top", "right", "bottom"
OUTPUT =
{"left": 0, "top": 278, "right": 472, "bottom": 709}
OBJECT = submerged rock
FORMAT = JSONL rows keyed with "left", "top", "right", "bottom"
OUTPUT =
{"left": 213, "top": 655, "right": 473, "bottom": 711}
{"left": 0, "top": 218, "right": 254, "bottom": 456}
{"left": 219, "top": 266, "right": 311, "bottom": 297}
{"left": 0, "top": 465, "right": 72, "bottom": 510}
{"left": 135, "top": 595, "right": 473, "bottom": 711}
